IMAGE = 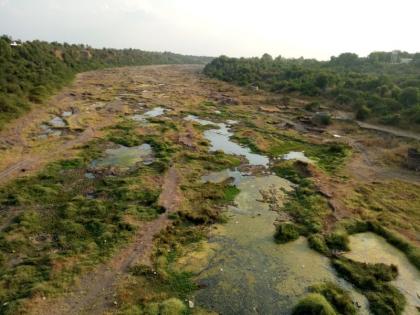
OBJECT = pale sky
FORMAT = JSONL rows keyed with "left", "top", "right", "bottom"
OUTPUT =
{"left": 1, "top": 0, "right": 419, "bottom": 60}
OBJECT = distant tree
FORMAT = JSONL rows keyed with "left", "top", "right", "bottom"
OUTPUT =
{"left": 356, "top": 105, "right": 370, "bottom": 120}
{"left": 261, "top": 53, "right": 273, "bottom": 62}
{"left": 399, "top": 87, "right": 419, "bottom": 106}
{"left": 330, "top": 53, "right": 360, "bottom": 68}
{"left": 412, "top": 53, "right": 420, "bottom": 66}
{"left": 368, "top": 51, "right": 392, "bottom": 63}
{"left": 314, "top": 73, "right": 329, "bottom": 90}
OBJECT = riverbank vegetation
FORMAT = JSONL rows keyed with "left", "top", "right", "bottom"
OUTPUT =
{"left": 204, "top": 53, "right": 420, "bottom": 130}
{"left": 0, "top": 35, "right": 211, "bottom": 129}
{"left": 332, "top": 257, "right": 405, "bottom": 315}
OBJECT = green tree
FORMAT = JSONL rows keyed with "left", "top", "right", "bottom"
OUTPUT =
{"left": 399, "top": 87, "right": 419, "bottom": 106}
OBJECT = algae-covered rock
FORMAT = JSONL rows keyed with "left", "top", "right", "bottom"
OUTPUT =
{"left": 292, "top": 293, "right": 337, "bottom": 315}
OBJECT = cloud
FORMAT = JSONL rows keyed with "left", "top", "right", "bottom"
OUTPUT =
{"left": 0, "top": 0, "right": 419, "bottom": 59}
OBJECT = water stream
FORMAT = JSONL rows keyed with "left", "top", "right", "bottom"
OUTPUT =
{"left": 185, "top": 115, "right": 269, "bottom": 166}
{"left": 183, "top": 115, "right": 369, "bottom": 314}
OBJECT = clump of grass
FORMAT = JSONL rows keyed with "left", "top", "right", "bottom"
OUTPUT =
{"left": 309, "top": 282, "right": 356, "bottom": 315}
{"left": 274, "top": 223, "right": 300, "bottom": 243}
{"left": 332, "top": 257, "right": 405, "bottom": 315}
{"left": 325, "top": 231, "right": 350, "bottom": 251}
{"left": 308, "top": 234, "right": 330, "bottom": 255}
{"left": 281, "top": 179, "right": 331, "bottom": 234}
{"left": 272, "top": 160, "right": 311, "bottom": 185}
{"left": 223, "top": 186, "right": 240, "bottom": 202}
{"left": 292, "top": 293, "right": 337, "bottom": 315}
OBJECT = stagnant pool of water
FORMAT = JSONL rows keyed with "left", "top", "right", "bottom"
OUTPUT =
{"left": 91, "top": 143, "right": 154, "bottom": 169}
{"left": 185, "top": 115, "right": 269, "bottom": 166}
{"left": 132, "top": 106, "right": 167, "bottom": 122}
{"left": 345, "top": 233, "right": 420, "bottom": 315}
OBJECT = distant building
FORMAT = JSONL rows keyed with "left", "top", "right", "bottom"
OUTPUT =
{"left": 10, "top": 41, "right": 21, "bottom": 47}
{"left": 400, "top": 58, "right": 412, "bottom": 64}
{"left": 390, "top": 51, "right": 412, "bottom": 64}
{"left": 391, "top": 50, "right": 399, "bottom": 63}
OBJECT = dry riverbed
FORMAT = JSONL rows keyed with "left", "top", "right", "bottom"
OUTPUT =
{"left": 0, "top": 65, "right": 419, "bottom": 315}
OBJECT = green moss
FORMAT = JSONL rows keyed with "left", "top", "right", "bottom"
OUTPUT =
{"left": 325, "top": 231, "right": 350, "bottom": 251}
{"left": 274, "top": 223, "right": 300, "bottom": 243}
{"left": 281, "top": 180, "right": 331, "bottom": 234}
{"left": 332, "top": 257, "right": 405, "bottom": 315}
{"left": 159, "top": 298, "right": 187, "bottom": 315}
{"left": 308, "top": 234, "right": 330, "bottom": 255}
{"left": 223, "top": 186, "right": 240, "bottom": 202}
{"left": 309, "top": 282, "right": 356, "bottom": 315}
{"left": 292, "top": 293, "right": 337, "bottom": 315}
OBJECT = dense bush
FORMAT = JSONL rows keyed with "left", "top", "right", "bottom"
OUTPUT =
{"left": 204, "top": 52, "right": 420, "bottom": 129}
{"left": 274, "top": 223, "right": 300, "bottom": 243}
{"left": 0, "top": 35, "right": 211, "bottom": 128}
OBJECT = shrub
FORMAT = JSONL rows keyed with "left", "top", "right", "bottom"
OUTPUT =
{"left": 309, "top": 282, "right": 356, "bottom": 315}
{"left": 332, "top": 257, "right": 405, "bottom": 315}
{"left": 292, "top": 293, "right": 337, "bottom": 315}
{"left": 308, "top": 234, "right": 330, "bottom": 255}
{"left": 325, "top": 231, "right": 349, "bottom": 251}
{"left": 274, "top": 223, "right": 300, "bottom": 243}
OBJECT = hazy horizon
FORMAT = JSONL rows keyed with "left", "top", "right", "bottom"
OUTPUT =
{"left": 1, "top": 0, "right": 420, "bottom": 60}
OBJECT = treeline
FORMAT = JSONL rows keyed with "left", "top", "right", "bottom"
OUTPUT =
{"left": 204, "top": 52, "right": 420, "bottom": 129}
{"left": 0, "top": 35, "right": 211, "bottom": 128}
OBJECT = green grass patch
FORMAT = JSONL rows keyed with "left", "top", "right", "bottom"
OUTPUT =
{"left": 274, "top": 223, "right": 300, "bottom": 243}
{"left": 332, "top": 257, "right": 405, "bottom": 315}
{"left": 292, "top": 293, "right": 337, "bottom": 315}
{"left": 309, "top": 282, "right": 357, "bottom": 315}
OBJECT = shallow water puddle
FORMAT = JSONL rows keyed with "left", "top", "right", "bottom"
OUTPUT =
{"left": 282, "top": 151, "right": 312, "bottom": 163}
{"left": 92, "top": 144, "right": 154, "bottom": 169}
{"left": 200, "top": 169, "right": 244, "bottom": 186}
{"left": 185, "top": 115, "right": 269, "bottom": 166}
{"left": 345, "top": 232, "right": 420, "bottom": 314}
{"left": 192, "top": 172, "right": 369, "bottom": 314}
{"left": 132, "top": 106, "right": 167, "bottom": 122}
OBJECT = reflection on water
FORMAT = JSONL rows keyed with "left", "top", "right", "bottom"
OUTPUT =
{"left": 185, "top": 115, "right": 269, "bottom": 166}
{"left": 346, "top": 232, "right": 420, "bottom": 315}
{"left": 92, "top": 143, "right": 154, "bottom": 169}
